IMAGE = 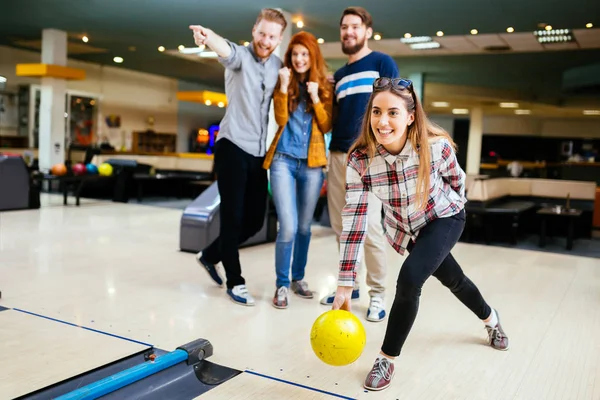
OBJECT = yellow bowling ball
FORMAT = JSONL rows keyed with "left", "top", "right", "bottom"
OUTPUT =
{"left": 310, "top": 309, "right": 366, "bottom": 366}
{"left": 98, "top": 163, "right": 113, "bottom": 176}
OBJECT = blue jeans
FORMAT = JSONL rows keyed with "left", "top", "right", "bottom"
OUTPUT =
{"left": 270, "top": 153, "right": 324, "bottom": 288}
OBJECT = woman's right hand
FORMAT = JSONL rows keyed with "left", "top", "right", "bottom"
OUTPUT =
{"left": 331, "top": 286, "right": 354, "bottom": 312}
{"left": 278, "top": 67, "right": 291, "bottom": 93}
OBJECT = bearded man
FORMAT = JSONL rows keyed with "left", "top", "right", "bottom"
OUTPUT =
{"left": 189, "top": 9, "right": 286, "bottom": 306}
{"left": 319, "top": 7, "right": 400, "bottom": 323}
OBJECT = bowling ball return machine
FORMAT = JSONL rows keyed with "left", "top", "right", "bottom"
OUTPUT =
{"left": 179, "top": 181, "right": 277, "bottom": 253}
{"left": 18, "top": 338, "right": 240, "bottom": 399}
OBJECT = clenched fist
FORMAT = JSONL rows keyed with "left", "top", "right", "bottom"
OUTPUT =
{"left": 307, "top": 81, "right": 320, "bottom": 104}
{"left": 278, "top": 67, "right": 291, "bottom": 93}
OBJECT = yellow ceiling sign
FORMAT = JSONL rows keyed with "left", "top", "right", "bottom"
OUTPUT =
{"left": 177, "top": 90, "right": 227, "bottom": 107}
{"left": 16, "top": 64, "right": 86, "bottom": 80}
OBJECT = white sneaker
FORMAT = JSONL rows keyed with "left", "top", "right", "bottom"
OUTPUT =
{"left": 227, "top": 284, "right": 255, "bottom": 306}
{"left": 366, "top": 296, "right": 386, "bottom": 322}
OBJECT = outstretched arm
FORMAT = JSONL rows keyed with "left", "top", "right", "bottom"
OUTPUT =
{"left": 332, "top": 155, "right": 369, "bottom": 312}
{"left": 189, "top": 25, "right": 231, "bottom": 59}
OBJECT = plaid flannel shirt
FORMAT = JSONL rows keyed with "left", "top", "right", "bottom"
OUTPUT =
{"left": 338, "top": 137, "right": 467, "bottom": 287}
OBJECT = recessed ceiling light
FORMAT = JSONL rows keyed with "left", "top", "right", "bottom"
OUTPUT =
{"left": 158, "top": 46, "right": 165, "bottom": 52}
{"left": 205, "top": 100, "right": 212, "bottom": 106}
{"left": 506, "top": 27, "right": 515, "bottom": 33}
{"left": 452, "top": 108, "right": 469, "bottom": 114}
{"left": 515, "top": 109, "right": 531, "bottom": 115}
{"left": 500, "top": 102, "right": 519, "bottom": 108}
{"left": 436, "top": 31, "right": 444, "bottom": 37}
{"left": 545, "top": 25, "right": 553, "bottom": 31}
{"left": 296, "top": 20, "right": 304, "bottom": 28}
{"left": 217, "top": 102, "right": 225, "bottom": 108}
{"left": 432, "top": 101, "right": 450, "bottom": 107}
{"left": 82, "top": 36, "right": 89, "bottom": 43}
{"left": 586, "top": 23, "right": 593, "bottom": 28}
{"left": 583, "top": 110, "right": 600, "bottom": 115}
{"left": 404, "top": 33, "right": 412, "bottom": 38}
{"left": 470, "top": 29, "right": 478, "bottom": 35}
{"left": 178, "top": 45, "right": 185, "bottom": 51}
{"left": 317, "top": 38, "right": 324, "bottom": 44}
{"left": 374, "top": 33, "right": 382, "bottom": 40}
{"left": 0, "top": 76, "right": 7, "bottom": 83}
{"left": 113, "top": 56, "right": 123, "bottom": 63}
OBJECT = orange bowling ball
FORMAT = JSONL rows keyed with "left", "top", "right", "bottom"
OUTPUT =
{"left": 51, "top": 163, "right": 67, "bottom": 176}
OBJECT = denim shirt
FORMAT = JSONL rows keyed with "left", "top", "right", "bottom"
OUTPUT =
{"left": 276, "top": 84, "right": 313, "bottom": 160}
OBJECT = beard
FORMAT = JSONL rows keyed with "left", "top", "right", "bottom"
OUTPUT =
{"left": 341, "top": 35, "right": 366, "bottom": 55}
{"left": 253, "top": 41, "right": 274, "bottom": 58}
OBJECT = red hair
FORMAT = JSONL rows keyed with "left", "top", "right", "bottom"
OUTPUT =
{"left": 279, "top": 31, "right": 332, "bottom": 113}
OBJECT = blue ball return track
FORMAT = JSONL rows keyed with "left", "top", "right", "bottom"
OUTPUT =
{"left": 16, "top": 338, "right": 241, "bottom": 400}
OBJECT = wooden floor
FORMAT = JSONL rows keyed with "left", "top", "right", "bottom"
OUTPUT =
{"left": 1, "top": 194, "right": 599, "bottom": 400}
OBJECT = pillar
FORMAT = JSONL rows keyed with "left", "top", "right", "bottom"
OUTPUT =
{"left": 408, "top": 72, "right": 424, "bottom": 104}
{"left": 465, "top": 106, "right": 483, "bottom": 175}
{"left": 266, "top": 9, "right": 292, "bottom": 150}
{"left": 38, "top": 29, "right": 67, "bottom": 171}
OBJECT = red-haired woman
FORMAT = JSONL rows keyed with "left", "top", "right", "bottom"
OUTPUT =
{"left": 263, "top": 31, "right": 333, "bottom": 309}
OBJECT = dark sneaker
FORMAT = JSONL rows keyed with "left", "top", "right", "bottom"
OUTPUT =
{"left": 272, "top": 286, "right": 288, "bottom": 309}
{"left": 196, "top": 252, "right": 223, "bottom": 287}
{"left": 320, "top": 288, "right": 360, "bottom": 305}
{"left": 486, "top": 310, "right": 509, "bottom": 351}
{"left": 364, "top": 357, "right": 395, "bottom": 391}
{"left": 291, "top": 280, "right": 313, "bottom": 299}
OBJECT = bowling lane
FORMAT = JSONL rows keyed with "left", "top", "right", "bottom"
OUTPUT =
{"left": 0, "top": 309, "right": 149, "bottom": 399}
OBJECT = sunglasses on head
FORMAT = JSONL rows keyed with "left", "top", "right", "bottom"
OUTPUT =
{"left": 373, "top": 77, "right": 413, "bottom": 91}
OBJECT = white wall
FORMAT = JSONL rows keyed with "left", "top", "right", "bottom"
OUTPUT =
{"left": 0, "top": 45, "right": 227, "bottom": 151}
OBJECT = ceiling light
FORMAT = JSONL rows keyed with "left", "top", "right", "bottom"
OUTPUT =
{"left": 515, "top": 109, "right": 531, "bottom": 115}
{"left": 452, "top": 108, "right": 469, "bottom": 115}
{"left": 583, "top": 110, "right": 600, "bottom": 115}
{"left": 82, "top": 36, "right": 89, "bottom": 43}
{"left": 586, "top": 23, "right": 593, "bottom": 28}
{"left": 470, "top": 29, "right": 478, "bottom": 35}
{"left": 217, "top": 102, "right": 225, "bottom": 108}
{"left": 178, "top": 45, "right": 185, "bottom": 51}
{"left": 158, "top": 46, "right": 165, "bottom": 52}
{"left": 436, "top": 31, "right": 444, "bottom": 37}
{"left": 113, "top": 56, "right": 123, "bottom": 63}
{"left": 410, "top": 42, "right": 441, "bottom": 50}
{"left": 243, "top": 41, "right": 250, "bottom": 46}
{"left": 545, "top": 25, "right": 553, "bottom": 31}
{"left": 404, "top": 33, "right": 412, "bottom": 38}
{"left": 432, "top": 101, "right": 449, "bottom": 107}
{"left": 199, "top": 51, "right": 217, "bottom": 58}
{"left": 401, "top": 36, "right": 432, "bottom": 44}
{"left": 534, "top": 28, "right": 573, "bottom": 43}
{"left": 205, "top": 100, "right": 212, "bottom": 106}
{"left": 374, "top": 33, "right": 382, "bottom": 40}
{"left": 0, "top": 76, "right": 6, "bottom": 83}
{"left": 179, "top": 46, "right": 205, "bottom": 54}
{"left": 317, "top": 38, "right": 324, "bottom": 44}
{"left": 506, "top": 27, "right": 514, "bottom": 33}
{"left": 296, "top": 20, "right": 304, "bottom": 28}
{"left": 500, "top": 102, "right": 519, "bottom": 108}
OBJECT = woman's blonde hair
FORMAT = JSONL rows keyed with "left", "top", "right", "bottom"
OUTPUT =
{"left": 348, "top": 78, "right": 457, "bottom": 210}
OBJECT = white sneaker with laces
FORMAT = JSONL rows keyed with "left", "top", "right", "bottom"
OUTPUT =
{"left": 366, "top": 296, "right": 386, "bottom": 322}
{"left": 227, "top": 284, "right": 255, "bottom": 306}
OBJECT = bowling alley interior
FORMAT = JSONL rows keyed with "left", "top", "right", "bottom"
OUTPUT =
{"left": 1, "top": 1, "right": 599, "bottom": 399}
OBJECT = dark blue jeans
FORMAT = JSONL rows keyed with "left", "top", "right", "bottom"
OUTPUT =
{"left": 382, "top": 209, "right": 492, "bottom": 357}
